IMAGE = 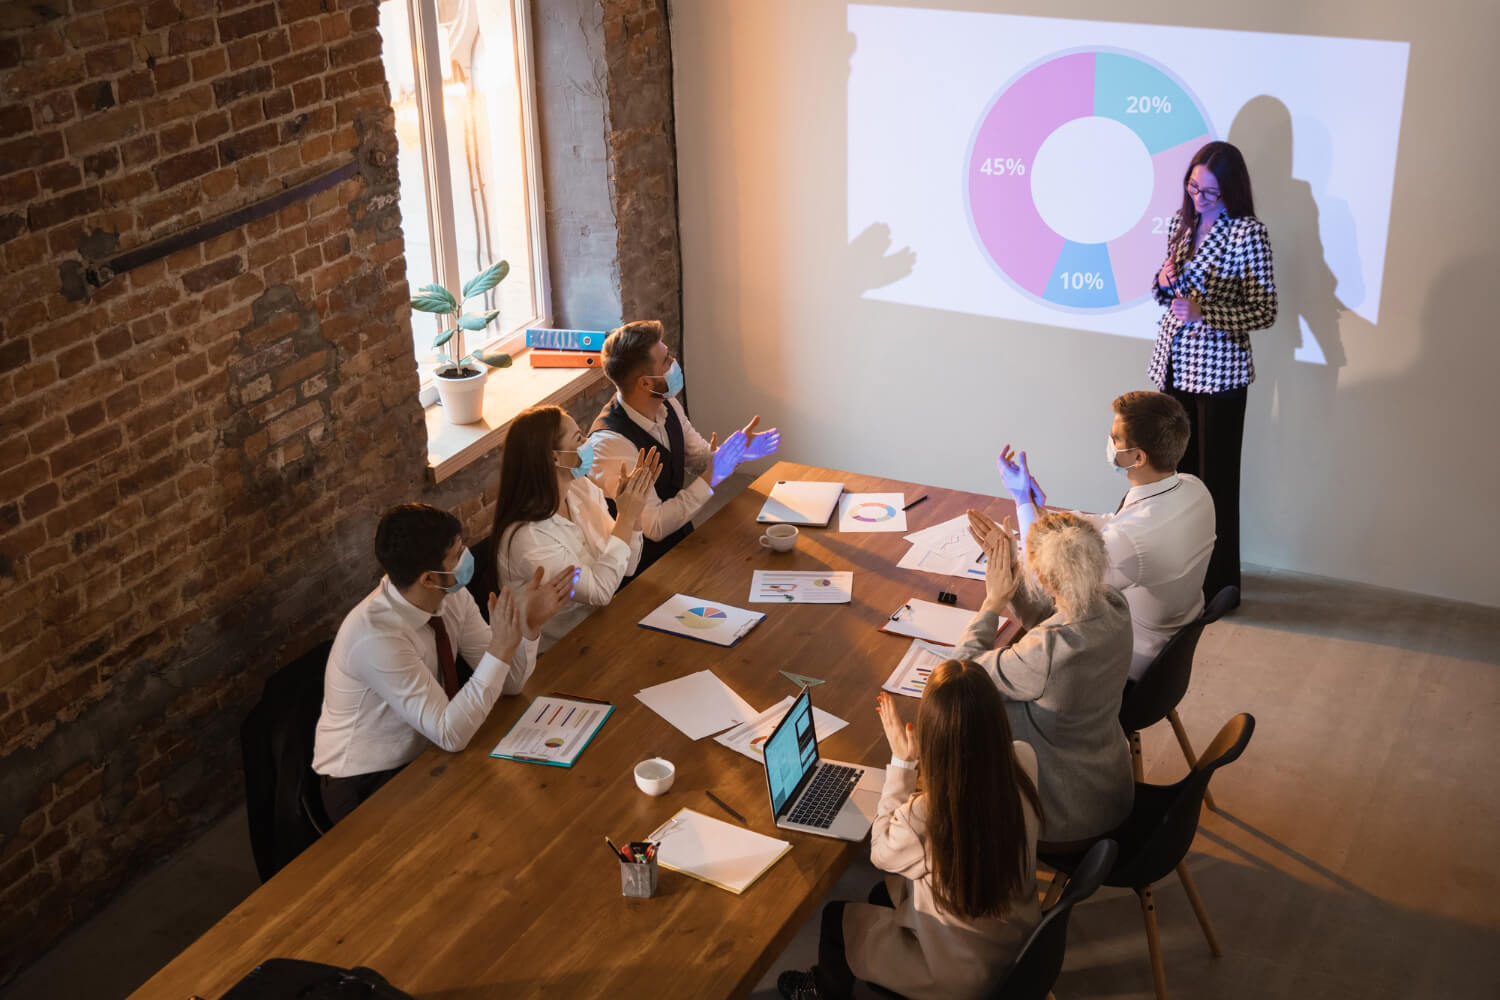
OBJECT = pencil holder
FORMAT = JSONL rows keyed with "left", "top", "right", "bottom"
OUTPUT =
{"left": 620, "top": 856, "right": 659, "bottom": 898}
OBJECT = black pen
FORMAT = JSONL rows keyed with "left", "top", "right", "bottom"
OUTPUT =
{"left": 902, "top": 495, "right": 928, "bottom": 512}
{"left": 706, "top": 790, "right": 746, "bottom": 824}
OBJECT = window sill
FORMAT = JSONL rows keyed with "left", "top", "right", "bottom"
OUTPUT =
{"left": 425, "top": 355, "right": 606, "bottom": 483}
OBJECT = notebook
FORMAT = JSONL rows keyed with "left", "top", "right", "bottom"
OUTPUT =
{"left": 756, "top": 480, "right": 845, "bottom": 525}
{"left": 647, "top": 808, "right": 791, "bottom": 895}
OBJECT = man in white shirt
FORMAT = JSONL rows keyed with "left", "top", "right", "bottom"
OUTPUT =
{"left": 586, "top": 319, "right": 777, "bottom": 579}
{"left": 313, "top": 503, "right": 575, "bottom": 822}
{"left": 1002, "top": 391, "right": 1215, "bottom": 680}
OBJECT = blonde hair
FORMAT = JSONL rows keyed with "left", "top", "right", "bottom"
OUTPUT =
{"left": 1025, "top": 511, "right": 1107, "bottom": 619}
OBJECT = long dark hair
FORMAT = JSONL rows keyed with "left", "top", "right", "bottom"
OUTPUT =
{"left": 918, "top": 660, "right": 1043, "bottom": 920}
{"left": 491, "top": 405, "right": 566, "bottom": 566}
{"left": 1174, "top": 140, "right": 1255, "bottom": 261}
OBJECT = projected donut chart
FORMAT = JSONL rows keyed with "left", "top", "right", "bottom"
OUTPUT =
{"left": 965, "top": 49, "right": 1214, "bottom": 311}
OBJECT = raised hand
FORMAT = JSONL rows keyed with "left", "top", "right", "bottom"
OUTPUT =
{"left": 997, "top": 445, "right": 1034, "bottom": 505}
{"left": 709, "top": 430, "right": 747, "bottom": 487}
{"left": 876, "top": 692, "right": 917, "bottom": 761}
{"left": 485, "top": 586, "right": 523, "bottom": 664}
{"left": 968, "top": 510, "right": 1021, "bottom": 612}
{"left": 613, "top": 447, "right": 659, "bottom": 532}
{"left": 520, "top": 564, "right": 576, "bottom": 640}
{"left": 742, "top": 419, "right": 780, "bottom": 462}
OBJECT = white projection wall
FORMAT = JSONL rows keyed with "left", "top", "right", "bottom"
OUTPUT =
{"left": 848, "top": 7, "right": 1408, "bottom": 360}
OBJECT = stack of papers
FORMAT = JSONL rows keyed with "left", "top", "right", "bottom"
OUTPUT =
{"left": 636, "top": 670, "right": 757, "bottom": 740}
{"left": 897, "top": 515, "right": 988, "bottom": 580}
{"left": 648, "top": 808, "right": 791, "bottom": 894}
{"left": 714, "top": 696, "right": 849, "bottom": 762}
{"left": 882, "top": 640, "right": 953, "bottom": 698}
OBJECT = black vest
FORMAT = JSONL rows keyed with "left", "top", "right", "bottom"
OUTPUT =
{"left": 589, "top": 397, "right": 694, "bottom": 581}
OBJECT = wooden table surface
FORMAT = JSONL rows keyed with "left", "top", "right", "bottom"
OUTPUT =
{"left": 132, "top": 462, "right": 1017, "bottom": 1000}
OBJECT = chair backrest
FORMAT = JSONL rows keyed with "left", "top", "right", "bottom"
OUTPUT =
{"left": 993, "top": 839, "right": 1119, "bottom": 999}
{"left": 465, "top": 533, "right": 498, "bottom": 621}
{"left": 1119, "top": 586, "right": 1239, "bottom": 734}
{"left": 1111, "top": 713, "right": 1254, "bottom": 889}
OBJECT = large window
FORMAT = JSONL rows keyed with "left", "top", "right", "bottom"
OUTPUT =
{"left": 379, "top": 0, "right": 548, "bottom": 376}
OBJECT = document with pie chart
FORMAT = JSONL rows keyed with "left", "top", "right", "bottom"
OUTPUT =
{"left": 837, "top": 493, "right": 908, "bottom": 533}
{"left": 638, "top": 593, "right": 766, "bottom": 647}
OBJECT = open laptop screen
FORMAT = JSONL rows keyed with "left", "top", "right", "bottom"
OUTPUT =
{"left": 765, "top": 688, "right": 820, "bottom": 817}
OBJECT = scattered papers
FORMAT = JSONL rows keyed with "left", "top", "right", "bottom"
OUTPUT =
{"left": 780, "top": 670, "right": 825, "bottom": 688}
{"left": 749, "top": 570, "right": 853, "bottom": 604}
{"left": 837, "top": 492, "right": 909, "bottom": 533}
{"left": 638, "top": 593, "right": 765, "bottom": 647}
{"left": 649, "top": 808, "right": 791, "bottom": 895}
{"left": 882, "top": 640, "right": 953, "bottom": 699}
{"left": 880, "top": 597, "right": 977, "bottom": 646}
{"left": 899, "top": 515, "right": 986, "bottom": 580}
{"left": 757, "top": 480, "right": 845, "bottom": 525}
{"left": 635, "top": 670, "right": 757, "bottom": 740}
{"left": 714, "top": 696, "right": 850, "bottom": 763}
{"left": 490, "top": 695, "right": 613, "bottom": 766}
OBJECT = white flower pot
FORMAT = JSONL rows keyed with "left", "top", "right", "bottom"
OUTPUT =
{"left": 433, "top": 366, "right": 488, "bottom": 425}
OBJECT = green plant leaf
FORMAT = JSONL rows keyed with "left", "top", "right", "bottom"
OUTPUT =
{"left": 457, "top": 309, "right": 501, "bottom": 331}
{"left": 412, "top": 284, "right": 458, "bottom": 314}
{"left": 461, "top": 261, "right": 510, "bottom": 300}
{"left": 433, "top": 327, "right": 458, "bottom": 348}
{"left": 473, "top": 350, "right": 513, "bottom": 369}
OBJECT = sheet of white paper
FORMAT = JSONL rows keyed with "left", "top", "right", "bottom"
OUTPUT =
{"left": 748, "top": 570, "right": 854, "bottom": 604}
{"left": 635, "top": 670, "right": 758, "bottom": 740}
{"left": 713, "top": 696, "right": 850, "bottom": 762}
{"left": 896, "top": 544, "right": 987, "bottom": 580}
{"left": 638, "top": 593, "right": 766, "bottom": 647}
{"left": 648, "top": 808, "right": 791, "bottom": 895}
{"left": 882, "top": 640, "right": 954, "bottom": 699}
{"left": 882, "top": 597, "right": 977, "bottom": 646}
{"left": 837, "top": 492, "right": 909, "bottom": 533}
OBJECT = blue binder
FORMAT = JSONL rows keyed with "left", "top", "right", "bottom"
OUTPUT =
{"left": 526, "top": 328, "right": 608, "bottom": 351}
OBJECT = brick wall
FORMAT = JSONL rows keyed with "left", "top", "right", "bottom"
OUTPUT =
{"left": 0, "top": 0, "right": 683, "bottom": 983}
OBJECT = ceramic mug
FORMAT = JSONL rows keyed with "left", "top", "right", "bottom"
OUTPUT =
{"left": 634, "top": 757, "right": 676, "bottom": 796}
{"left": 760, "top": 524, "right": 798, "bottom": 553}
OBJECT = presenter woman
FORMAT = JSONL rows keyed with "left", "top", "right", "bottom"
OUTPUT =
{"left": 1148, "top": 140, "right": 1276, "bottom": 604}
{"left": 492, "top": 405, "right": 660, "bottom": 650}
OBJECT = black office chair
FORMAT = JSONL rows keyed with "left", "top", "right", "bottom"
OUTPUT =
{"left": 465, "top": 533, "right": 498, "bottom": 621}
{"left": 241, "top": 640, "right": 334, "bottom": 882}
{"left": 1038, "top": 714, "right": 1255, "bottom": 1000}
{"left": 217, "top": 958, "right": 413, "bottom": 999}
{"left": 992, "top": 838, "right": 1118, "bottom": 1000}
{"left": 1121, "top": 586, "right": 1239, "bottom": 811}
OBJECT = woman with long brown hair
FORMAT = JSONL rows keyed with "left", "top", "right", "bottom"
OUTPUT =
{"left": 777, "top": 662, "right": 1043, "bottom": 1000}
{"left": 492, "top": 405, "right": 661, "bottom": 649}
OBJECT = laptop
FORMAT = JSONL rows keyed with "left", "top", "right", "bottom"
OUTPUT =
{"left": 762, "top": 687, "right": 885, "bottom": 840}
{"left": 756, "top": 480, "right": 845, "bottom": 526}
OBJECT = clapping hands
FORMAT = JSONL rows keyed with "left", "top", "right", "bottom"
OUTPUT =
{"left": 519, "top": 564, "right": 577, "bottom": 641}
{"left": 997, "top": 445, "right": 1046, "bottom": 509}
{"left": 614, "top": 446, "right": 662, "bottom": 532}
{"left": 967, "top": 509, "right": 1022, "bottom": 614}
{"left": 876, "top": 692, "right": 917, "bottom": 762}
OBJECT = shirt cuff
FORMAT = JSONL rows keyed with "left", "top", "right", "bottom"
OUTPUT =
{"left": 888, "top": 756, "right": 918, "bottom": 770}
{"left": 468, "top": 651, "right": 506, "bottom": 689}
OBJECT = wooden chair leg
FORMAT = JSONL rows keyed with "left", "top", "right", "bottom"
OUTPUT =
{"left": 1168, "top": 710, "right": 1218, "bottom": 812}
{"left": 1130, "top": 729, "right": 1145, "bottom": 782}
{"left": 1136, "top": 885, "right": 1169, "bottom": 1000}
{"left": 1176, "top": 862, "right": 1223, "bottom": 957}
{"left": 1042, "top": 871, "right": 1067, "bottom": 909}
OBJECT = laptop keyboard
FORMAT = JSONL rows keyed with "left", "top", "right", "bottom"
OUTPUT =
{"left": 788, "top": 764, "right": 864, "bottom": 829}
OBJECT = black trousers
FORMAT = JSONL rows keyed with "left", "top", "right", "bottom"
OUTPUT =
{"left": 319, "top": 765, "right": 401, "bottom": 825}
{"left": 1166, "top": 382, "right": 1247, "bottom": 601}
{"left": 814, "top": 881, "right": 895, "bottom": 999}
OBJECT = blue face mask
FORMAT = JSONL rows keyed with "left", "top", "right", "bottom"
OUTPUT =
{"left": 557, "top": 438, "right": 595, "bottom": 479}
{"left": 650, "top": 360, "right": 684, "bottom": 399}
{"left": 433, "top": 547, "right": 474, "bottom": 593}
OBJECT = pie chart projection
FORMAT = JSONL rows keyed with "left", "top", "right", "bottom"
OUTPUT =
{"left": 851, "top": 502, "right": 898, "bottom": 523}
{"left": 677, "top": 606, "right": 729, "bottom": 630}
{"left": 965, "top": 48, "right": 1214, "bottom": 311}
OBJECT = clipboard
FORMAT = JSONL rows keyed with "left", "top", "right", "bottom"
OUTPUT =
{"left": 880, "top": 598, "right": 976, "bottom": 646}
{"left": 490, "top": 692, "right": 614, "bottom": 767}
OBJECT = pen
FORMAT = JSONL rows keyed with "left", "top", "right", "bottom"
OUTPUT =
{"left": 606, "top": 836, "right": 628, "bottom": 862}
{"left": 902, "top": 495, "right": 928, "bottom": 511}
{"left": 706, "top": 790, "right": 747, "bottom": 824}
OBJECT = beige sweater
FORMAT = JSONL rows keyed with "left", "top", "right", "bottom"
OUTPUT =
{"left": 843, "top": 742, "right": 1042, "bottom": 999}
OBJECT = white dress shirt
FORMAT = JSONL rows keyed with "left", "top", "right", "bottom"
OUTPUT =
{"left": 587, "top": 394, "right": 713, "bottom": 540}
{"left": 1083, "top": 473, "right": 1216, "bottom": 679}
{"left": 497, "top": 475, "right": 644, "bottom": 650}
{"left": 312, "top": 578, "right": 538, "bottom": 778}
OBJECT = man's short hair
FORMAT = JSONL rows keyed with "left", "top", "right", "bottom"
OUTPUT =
{"left": 1113, "top": 391, "right": 1191, "bottom": 472}
{"left": 601, "top": 319, "right": 664, "bottom": 388}
{"left": 374, "top": 503, "right": 462, "bottom": 589}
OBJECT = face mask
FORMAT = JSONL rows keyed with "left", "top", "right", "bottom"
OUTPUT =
{"left": 556, "top": 438, "right": 595, "bottom": 479}
{"left": 649, "top": 360, "right": 684, "bottom": 399}
{"left": 432, "top": 547, "right": 474, "bottom": 594}
{"left": 1106, "top": 436, "right": 1134, "bottom": 474}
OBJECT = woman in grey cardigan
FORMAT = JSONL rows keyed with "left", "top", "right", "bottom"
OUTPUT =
{"left": 960, "top": 508, "right": 1134, "bottom": 845}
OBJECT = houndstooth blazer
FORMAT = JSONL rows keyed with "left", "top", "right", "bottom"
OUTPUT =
{"left": 1147, "top": 212, "right": 1277, "bottom": 394}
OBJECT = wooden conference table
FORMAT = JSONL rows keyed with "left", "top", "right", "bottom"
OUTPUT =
{"left": 134, "top": 462, "right": 1020, "bottom": 1000}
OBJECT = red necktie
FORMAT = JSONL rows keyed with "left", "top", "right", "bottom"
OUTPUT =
{"left": 429, "top": 616, "right": 460, "bottom": 697}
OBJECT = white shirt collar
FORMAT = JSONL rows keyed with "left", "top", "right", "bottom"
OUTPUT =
{"left": 381, "top": 576, "right": 440, "bottom": 628}
{"left": 1122, "top": 473, "right": 1181, "bottom": 507}
{"left": 617, "top": 392, "right": 667, "bottom": 433}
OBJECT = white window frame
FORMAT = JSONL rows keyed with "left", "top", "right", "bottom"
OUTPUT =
{"left": 404, "top": 0, "right": 551, "bottom": 399}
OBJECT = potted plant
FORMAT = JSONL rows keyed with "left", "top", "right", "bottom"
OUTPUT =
{"left": 411, "top": 260, "right": 514, "bottom": 425}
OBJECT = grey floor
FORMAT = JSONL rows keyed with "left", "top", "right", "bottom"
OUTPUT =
{"left": 6, "top": 475, "right": 1500, "bottom": 998}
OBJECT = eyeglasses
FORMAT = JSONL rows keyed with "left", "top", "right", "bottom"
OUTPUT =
{"left": 1187, "top": 182, "right": 1221, "bottom": 203}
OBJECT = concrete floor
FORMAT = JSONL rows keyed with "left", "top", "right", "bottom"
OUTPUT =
{"left": 6, "top": 482, "right": 1500, "bottom": 998}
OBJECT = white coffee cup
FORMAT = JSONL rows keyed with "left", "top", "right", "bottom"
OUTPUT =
{"left": 634, "top": 757, "right": 676, "bottom": 796}
{"left": 760, "top": 524, "right": 798, "bottom": 553}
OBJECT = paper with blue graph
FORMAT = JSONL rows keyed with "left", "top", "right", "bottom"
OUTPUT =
{"left": 897, "top": 515, "right": 988, "bottom": 580}
{"left": 749, "top": 571, "right": 853, "bottom": 604}
{"left": 882, "top": 640, "right": 953, "bottom": 699}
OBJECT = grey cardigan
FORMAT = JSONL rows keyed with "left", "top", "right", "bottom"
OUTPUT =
{"left": 953, "top": 585, "right": 1135, "bottom": 842}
